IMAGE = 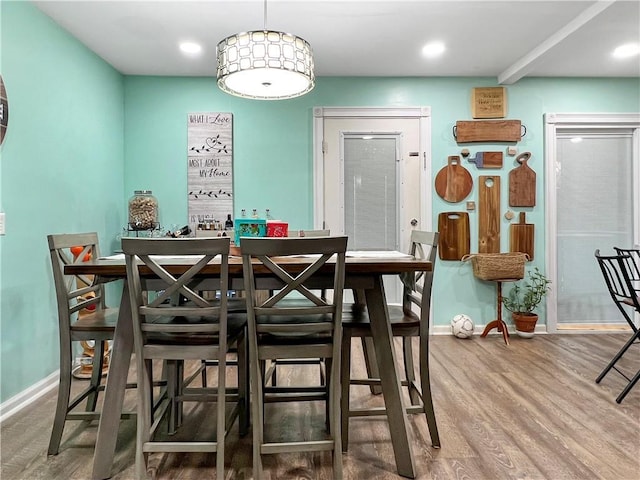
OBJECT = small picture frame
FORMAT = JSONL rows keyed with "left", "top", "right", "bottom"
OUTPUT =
{"left": 471, "top": 87, "right": 506, "bottom": 119}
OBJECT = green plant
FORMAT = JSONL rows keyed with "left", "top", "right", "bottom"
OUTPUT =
{"left": 502, "top": 267, "right": 551, "bottom": 314}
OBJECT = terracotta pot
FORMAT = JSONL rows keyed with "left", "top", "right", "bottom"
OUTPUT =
{"left": 512, "top": 312, "right": 538, "bottom": 337}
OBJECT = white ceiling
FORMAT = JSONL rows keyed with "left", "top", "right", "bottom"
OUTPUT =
{"left": 34, "top": 0, "right": 640, "bottom": 84}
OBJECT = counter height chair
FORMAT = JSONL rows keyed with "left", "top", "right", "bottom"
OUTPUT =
{"left": 241, "top": 236, "right": 348, "bottom": 480}
{"left": 46, "top": 232, "right": 137, "bottom": 456}
{"left": 594, "top": 249, "right": 640, "bottom": 403}
{"left": 122, "top": 237, "right": 248, "bottom": 479}
{"left": 340, "top": 230, "right": 441, "bottom": 451}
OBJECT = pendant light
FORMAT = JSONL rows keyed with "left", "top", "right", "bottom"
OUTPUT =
{"left": 216, "top": 0, "right": 315, "bottom": 100}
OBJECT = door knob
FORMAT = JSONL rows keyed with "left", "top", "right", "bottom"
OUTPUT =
{"left": 410, "top": 218, "right": 418, "bottom": 227}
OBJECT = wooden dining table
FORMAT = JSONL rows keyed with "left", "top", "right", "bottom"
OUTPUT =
{"left": 65, "top": 252, "right": 432, "bottom": 479}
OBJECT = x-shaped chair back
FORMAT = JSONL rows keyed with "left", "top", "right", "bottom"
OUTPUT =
{"left": 122, "top": 237, "right": 230, "bottom": 338}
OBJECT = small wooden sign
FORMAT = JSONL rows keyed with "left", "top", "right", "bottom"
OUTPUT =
{"left": 471, "top": 87, "right": 506, "bottom": 119}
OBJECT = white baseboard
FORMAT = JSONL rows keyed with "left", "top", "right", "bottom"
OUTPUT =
{"left": 0, "top": 370, "right": 59, "bottom": 424}
{"left": 432, "top": 324, "right": 547, "bottom": 336}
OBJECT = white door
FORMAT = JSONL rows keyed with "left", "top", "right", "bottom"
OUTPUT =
{"left": 545, "top": 113, "right": 640, "bottom": 332}
{"left": 313, "top": 107, "right": 432, "bottom": 303}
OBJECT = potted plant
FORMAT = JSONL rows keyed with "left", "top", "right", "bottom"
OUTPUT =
{"left": 502, "top": 267, "right": 551, "bottom": 338}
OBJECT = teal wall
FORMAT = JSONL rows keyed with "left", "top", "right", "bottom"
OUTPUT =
{"left": 0, "top": 2, "right": 125, "bottom": 403}
{"left": 123, "top": 75, "right": 640, "bottom": 337}
{"left": 1, "top": 2, "right": 639, "bottom": 403}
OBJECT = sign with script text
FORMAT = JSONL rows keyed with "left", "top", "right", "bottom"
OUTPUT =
{"left": 187, "top": 112, "right": 233, "bottom": 226}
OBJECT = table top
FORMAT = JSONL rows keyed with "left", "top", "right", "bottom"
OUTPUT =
{"left": 64, "top": 251, "right": 432, "bottom": 278}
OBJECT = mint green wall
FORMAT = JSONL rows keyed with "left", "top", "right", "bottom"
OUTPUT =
{"left": 1, "top": 1, "right": 639, "bottom": 405}
{"left": 0, "top": 2, "right": 125, "bottom": 402}
{"left": 124, "top": 75, "right": 639, "bottom": 331}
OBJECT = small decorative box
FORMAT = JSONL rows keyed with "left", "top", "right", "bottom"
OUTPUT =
{"left": 234, "top": 218, "right": 267, "bottom": 245}
{"left": 267, "top": 221, "right": 289, "bottom": 237}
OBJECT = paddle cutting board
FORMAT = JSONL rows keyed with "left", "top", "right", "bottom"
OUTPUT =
{"left": 434, "top": 156, "right": 473, "bottom": 203}
{"left": 438, "top": 212, "right": 470, "bottom": 260}
{"left": 509, "top": 152, "right": 536, "bottom": 206}
{"left": 455, "top": 120, "right": 522, "bottom": 143}
{"left": 510, "top": 212, "right": 534, "bottom": 260}
{"left": 478, "top": 175, "right": 501, "bottom": 253}
{"left": 468, "top": 151, "right": 503, "bottom": 169}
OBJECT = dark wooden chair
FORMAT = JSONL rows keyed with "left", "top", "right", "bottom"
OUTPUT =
{"left": 46, "top": 232, "right": 137, "bottom": 456}
{"left": 340, "top": 230, "right": 440, "bottom": 451}
{"left": 122, "top": 237, "right": 248, "bottom": 479}
{"left": 241, "top": 236, "right": 348, "bottom": 480}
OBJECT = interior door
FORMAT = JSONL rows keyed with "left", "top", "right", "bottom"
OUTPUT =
{"left": 320, "top": 115, "right": 423, "bottom": 303}
{"left": 545, "top": 113, "right": 640, "bottom": 332}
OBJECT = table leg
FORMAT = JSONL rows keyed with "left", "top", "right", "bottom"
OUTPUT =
{"left": 365, "top": 276, "right": 416, "bottom": 479}
{"left": 92, "top": 282, "right": 134, "bottom": 480}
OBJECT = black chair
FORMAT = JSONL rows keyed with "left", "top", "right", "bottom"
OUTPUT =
{"left": 340, "top": 230, "right": 440, "bottom": 450}
{"left": 594, "top": 249, "right": 640, "bottom": 403}
{"left": 614, "top": 246, "right": 640, "bottom": 293}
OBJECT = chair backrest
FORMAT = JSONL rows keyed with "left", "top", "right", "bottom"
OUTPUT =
{"left": 288, "top": 229, "right": 331, "bottom": 237}
{"left": 594, "top": 249, "right": 640, "bottom": 329}
{"left": 47, "top": 232, "right": 106, "bottom": 329}
{"left": 613, "top": 246, "right": 640, "bottom": 285}
{"left": 403, "top": 231, "right": 439, "bottom": 321}
{"left": 240, "top": 236, "right": 348, "bottom": 336}
{"left": 122, "top": 237, "right": 231, "bottom": 350}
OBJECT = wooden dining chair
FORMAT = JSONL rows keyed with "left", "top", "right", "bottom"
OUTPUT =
{"left": 122, "top": 237, "right": 248, "bottom": 479}
{"left": 46, "top": 232, "right": 136, "bottom": 456}
{"left": 340, "top": 230, "right": 440, "bottom": 451}
{"left": 594, "top": 249, "right": 640, "bottom": 403}
{"left": 240, "top": 236, "right": 348, "bottom": 480}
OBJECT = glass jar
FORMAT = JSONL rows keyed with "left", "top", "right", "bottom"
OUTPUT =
{"left": 128, "top": 190, "right": 158, "bottom": 230}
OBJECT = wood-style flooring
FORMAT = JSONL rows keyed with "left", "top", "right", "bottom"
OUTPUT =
{"left": 1, "top": 333, "right": 639, "bottom": 479}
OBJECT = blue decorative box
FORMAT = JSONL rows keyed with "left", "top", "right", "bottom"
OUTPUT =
{"left": 234, "top": 218, "right": 267, "bottom": 245}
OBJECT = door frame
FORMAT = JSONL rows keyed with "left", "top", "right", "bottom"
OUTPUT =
{"left": 312, "top": 106, "right": 433, "bottom": 233}
{"left": 544, "top": 112, "right": 640, "bottom": 333}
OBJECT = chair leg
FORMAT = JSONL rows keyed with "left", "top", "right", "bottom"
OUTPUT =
{"left": 340, "top": 332, "right": 352, "bottom": 452}
{"left": 361, "top": 337, "right": 382, "bottom": 394}
{"left": 324, "top": 357, "right": 332, "bottom": 432}
{"left": 617, "top": 367, "right": 640, "bottom": 403}
{"left": 201, "top": 359, "right": 208, "bottom": 387}
{"left": 237, "top": 332, "right": 250, "bottom": 436}
{"left": 418, "top": 334, "right": 440, "bottom": 448}
{"left": 166, "top": 360, "right": 179, "bottom": 435}
{"left": 48, "top": 346, "right": 73, "bottom": 456}
{"left": 250, "top": 348, "right": 265, "bottom": 480}
{"left": 216, "top": 351, "right": 226, "bottom": 480}
{"left": 136, "top": 358, "right": 154, "bottom": 480}
{"left": 596, "top": 329, "right": 640, "bottom": 383}
{"left": 402, "top": 337, "right": 420, "bottom": 406}
{"left": 86, "top": 340, "right": 107, "bottom": 412}
{"left": 330, "top": 344, "right": 343, "bottom": 479}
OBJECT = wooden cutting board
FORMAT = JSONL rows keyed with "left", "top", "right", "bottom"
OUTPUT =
{"left": 434, "top": 156, "right": 473, "bottom": 203}
{"left": 455, "top": 120, "right": 521, "bottom": 143}
{"left": 478, "top": 175, "right": 501, "bottom": 253}
{"left": 468, "top": 151, "right": 503, "bottom": 168}
{"left": 438, "top": 212, "right": 470, "bottom": 260}
{"left": 510, "top": 212, "right": 534, "bottom": 260}
{"left": 509, "top": 152, "right": 536, "bottom": 206}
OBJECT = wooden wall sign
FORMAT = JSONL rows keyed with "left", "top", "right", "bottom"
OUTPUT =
{"left": 187, "top": 112, "right": 233, "bottom": 227}
{"left": 0, "top": 75, "right": 8, "bottom": 145}
{"left": 471, "top": 87, "right": 506, "bottom": 119}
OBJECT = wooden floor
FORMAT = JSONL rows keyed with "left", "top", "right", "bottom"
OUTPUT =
{"left": 2, "top": 333, "right": 639, "bottom": 479}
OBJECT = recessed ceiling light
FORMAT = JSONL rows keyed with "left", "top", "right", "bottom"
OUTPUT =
{"left": 179, "top": 42, "right": 202, "bottom": 56}
{"left": 422, "top": 41, "right": 445, "bottom": 58}
{"left": 613, "top": 43, "right": 640, "bottom": 59}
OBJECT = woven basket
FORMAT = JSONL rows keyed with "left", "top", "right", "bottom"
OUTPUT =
{"left": 462, "top": 252, "right": 528, "bottom": 281}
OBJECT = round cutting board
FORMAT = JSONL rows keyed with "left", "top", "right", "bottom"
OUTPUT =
{"left": 435, "top": 155, "right": 473, "bottom": 203}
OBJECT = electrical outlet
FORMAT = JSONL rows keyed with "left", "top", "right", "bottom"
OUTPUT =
{"left": 0, "top": 212, "right": 5, "bottom": 235}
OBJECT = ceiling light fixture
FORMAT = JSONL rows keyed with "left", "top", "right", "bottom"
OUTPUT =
{"left": 216, "top": 0, "right": 315, "bottom": 100}
{"left": 422, "top": 41, "right": 445, "bottom": 58}
{"left": 612, "top": 42, "right": 640, "bottom": 59}
{"left": 180, "top": 42, "right": 202, "bottom": 55}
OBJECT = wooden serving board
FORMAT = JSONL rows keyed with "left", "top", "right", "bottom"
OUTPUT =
{"left": 438, "top": 212, "right": 470, "bottom": 260}
{"left": 455, "top": 120, "right": 521, "bottom": 143}
{"left": 510, "top": 212, "right": 534, "bottom": 260}
{"left": 468, "top": 151, "right": 503, "bottom": 169}
{"left": 434, "top": 156, "right": 473, "bottom": 203}
{"left": 509, "top": 152, "right": 536, "bottom": 206}
{"left": 478, "top": 175, "right": 501, "bottom": 253}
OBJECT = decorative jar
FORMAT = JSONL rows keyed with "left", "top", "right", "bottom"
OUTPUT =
{"left": 128, "top": 190, "right": 158, "bottom": 230}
